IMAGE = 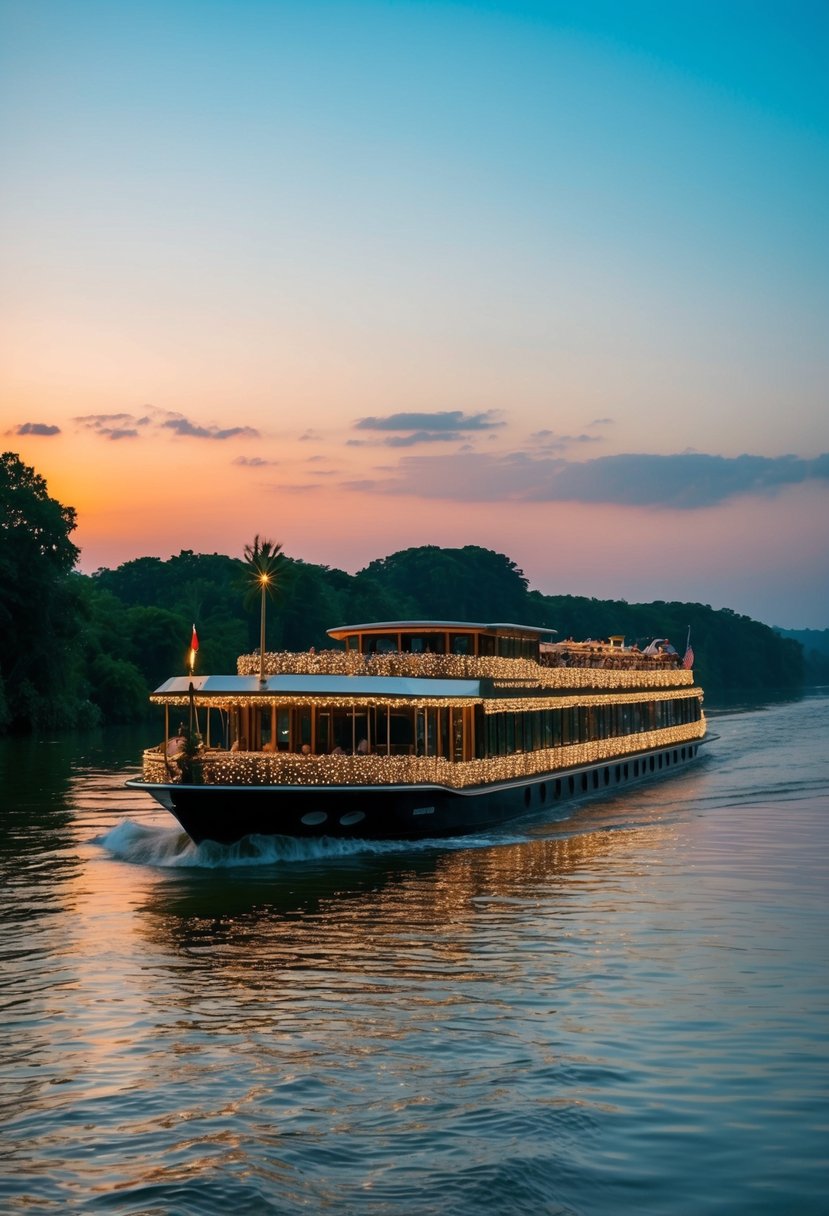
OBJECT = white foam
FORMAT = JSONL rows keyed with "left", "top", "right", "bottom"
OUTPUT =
{"left": 98, "top": 818, "right": 525, "bottom": 869}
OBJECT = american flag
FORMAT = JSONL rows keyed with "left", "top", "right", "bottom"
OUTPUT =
{"left": 682, "top": 645, "right": 694, "bottom": 669}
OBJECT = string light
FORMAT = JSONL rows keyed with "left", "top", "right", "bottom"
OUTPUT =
{"left": 144, "top": 640, "right": 705, "bottom": 793}
{"left": 150, "top": 686, "right": 701, "bottom": 714}
{"left": 235, "top": 649, "right": 694, "bottom": 691}
{"left": 142, "top": 719, "right": 705, "bottom": 789}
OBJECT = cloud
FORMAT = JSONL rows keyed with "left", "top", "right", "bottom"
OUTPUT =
{"left": 11, "top": 422, "right": 61, "bottom": 436}
{"left": 162, "top": 415, "right": 259, "bottom": 440}
{"left": 74, "top": 409, "right": 258, "bottom": 441}
{"left": 529, "top": 429, "right": 599, "bottom": 452}
{"left": 354, "top": 450, "right": 829, "bottom": 508}
{"left": 384, "top": 429, "right": 465, "bottom": 447}
{"left": 74, "top": 412, "right": 144, "bottom": 439}
{"left": 543, "top": 453, "right": 829, "bottom": 508}
{"left": 355, "top": 410, "right": 504, "bottom": 438}
{"left": 234, "top": 455, "right": 278, "bottom": 467}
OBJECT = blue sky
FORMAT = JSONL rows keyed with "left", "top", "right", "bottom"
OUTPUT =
{"left": 1, "top": 1, "right": 827, "bottom": 626}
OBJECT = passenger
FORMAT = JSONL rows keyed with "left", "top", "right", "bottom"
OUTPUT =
{"left": 331, "top": 745, "right": 345, "bottom": 755}
{"left": 166, "top": 724, "right": 187, "bottom": 757}
{"left": 230, "top": 736, "right": 247, "bottom": 752}
{"left": 300, "top": 743, "right": 311, "bottom": 755}
{"left": 356, "top": 738, "right": 370, "bottom": 754}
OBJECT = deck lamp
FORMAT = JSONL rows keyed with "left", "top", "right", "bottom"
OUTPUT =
{"left": 259, "top": 572, "right": 269, "bottom": 684}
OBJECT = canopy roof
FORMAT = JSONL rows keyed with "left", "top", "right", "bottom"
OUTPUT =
{"left": 327, "top": 620, "right": 556, "bottom": 641}
{"left": 151, "top": 674, "right": 482, "bottom": 699}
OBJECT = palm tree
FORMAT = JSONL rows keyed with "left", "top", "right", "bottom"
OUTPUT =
{"left": 243, "top": 536, "right": 285, "bottom": 682}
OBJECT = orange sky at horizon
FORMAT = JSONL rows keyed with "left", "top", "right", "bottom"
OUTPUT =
{"left": 10, "top": 427, "right": 825, "bottom": 630}
{"left": 2, "top": 2, "right": 827, "bottom": 629}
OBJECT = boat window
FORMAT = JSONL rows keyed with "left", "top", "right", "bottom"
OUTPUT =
{"left": 450, "top": 633, "right": 473, "bottom": 654}
{"left": 316, "top": 712, "right": 332, "bottom": 755}
{"left": 452, "top": 709, "right": 464, "bottom": 762}
{"left": 438, "top": 708, "right": 450, "bottom": 758}
{"left": 400, "top": 633, "right": 445, "bottom": 654}
{"left": 362, "top": 634, "right": 397, "bottom": 654}
{"left": 376, "top": 710, "right": 414, "bottom": 755}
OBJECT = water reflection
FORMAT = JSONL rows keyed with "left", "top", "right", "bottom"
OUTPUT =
{"left": 1, "top": 706, "right": 827, "bottom": 1216}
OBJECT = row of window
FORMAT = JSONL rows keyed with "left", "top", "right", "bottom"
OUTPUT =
{"left": 345, "top": 631, "right": 540, "bottom": 659}
{"left": 479, "top": 696, "right": 701, "bottom": 758}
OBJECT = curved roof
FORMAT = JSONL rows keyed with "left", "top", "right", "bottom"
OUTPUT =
{"left": 327, "top": 620, "right": 556, "bottom": 640}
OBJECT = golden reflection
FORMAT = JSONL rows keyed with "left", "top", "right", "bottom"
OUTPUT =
{"left": 136, "top": 798, "right": 679, "bottom": 994}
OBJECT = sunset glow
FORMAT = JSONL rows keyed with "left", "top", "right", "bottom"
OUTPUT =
{"left": 2, "top": 1, "right": 827, "bottom": 627}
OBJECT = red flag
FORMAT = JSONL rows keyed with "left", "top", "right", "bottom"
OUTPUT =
{"left": 189, "top": 624, "right": 199, "bottom": 672}
{"left": 682, "top": 646, "right": 694, "bottom": 669}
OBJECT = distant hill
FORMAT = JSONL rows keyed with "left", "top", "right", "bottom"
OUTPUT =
{"left": 775, "top": 628, "right": 829, "bottom": 685}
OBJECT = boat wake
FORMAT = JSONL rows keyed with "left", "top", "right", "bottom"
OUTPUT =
{"left": 99, "top": 818, "right": 524, "bottom": 869}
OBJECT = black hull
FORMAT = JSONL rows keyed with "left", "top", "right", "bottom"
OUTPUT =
{"left": 127, "top": 740, "right": 705, "bottom": 845}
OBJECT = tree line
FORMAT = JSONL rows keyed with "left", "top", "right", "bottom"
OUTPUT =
{"left": 0, "top": 452, "right": 809, "bottom": 733}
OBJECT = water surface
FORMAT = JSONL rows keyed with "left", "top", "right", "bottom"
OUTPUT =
{"left": 0, "top": 698, "right": 827, "bottom": 1214}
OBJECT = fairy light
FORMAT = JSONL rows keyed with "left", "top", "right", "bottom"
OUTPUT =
{"left": 150, "top": 685, "right": 701, "bottom": 715}
{"left": 235, "top": 649, "right": 694, "bottom": 691}
{"left": 143, "top": 633, "right": 705, "bottom": 794}
{"left": 141, "top": 718, "right": 705, "bottom": 788}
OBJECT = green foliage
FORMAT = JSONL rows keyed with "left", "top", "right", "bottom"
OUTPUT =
{"left": 0, "top": 454, "right": 810, "bottom": 732}
{"left": 775, "top": 628, "right": 829, "bottom": 686}
{"left": 360, "top": 545, "right": 529, "bottom": 621}
{"left": 87, "top": 653, "right": 148, "bottom": 722}
{"left": 0, "top": 453, "right": 86, "bottom": 729}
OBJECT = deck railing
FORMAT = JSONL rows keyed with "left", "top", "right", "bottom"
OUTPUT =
{"left": 142, "top": 719, "right": 706, "bottom": 789}
{"left": 234, "top": 649, "right": 693, "bottom": 691}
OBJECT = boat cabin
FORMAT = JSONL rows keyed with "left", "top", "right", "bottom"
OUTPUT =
{"left": 327, "top": 621, "right": 554, "bottom": 660}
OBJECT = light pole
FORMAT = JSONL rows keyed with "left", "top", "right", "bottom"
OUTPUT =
{"left": 259, "top": 571, "right": 269, "bottom": 684}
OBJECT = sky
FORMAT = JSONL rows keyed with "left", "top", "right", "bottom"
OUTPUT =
{"left": 1, "top": 0, "right": 827, "bottom": 629}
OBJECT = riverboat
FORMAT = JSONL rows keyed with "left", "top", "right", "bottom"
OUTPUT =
{"left": 126, "top": 620, "right": 706, "bottom": 844}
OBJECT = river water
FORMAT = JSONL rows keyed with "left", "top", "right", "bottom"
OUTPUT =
{"left": 0, "top": 695, "right": 827, "bottom": 1215}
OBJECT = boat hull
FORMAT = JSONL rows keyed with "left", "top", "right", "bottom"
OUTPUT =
{"left": 127, "top": 739, "right": 704, "bottom": 845}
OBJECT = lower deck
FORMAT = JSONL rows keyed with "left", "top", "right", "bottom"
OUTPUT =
{"left": 128, "top": 737, "right": 706, "bottom": 845}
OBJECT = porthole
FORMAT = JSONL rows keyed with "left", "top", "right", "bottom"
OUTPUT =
{"left": 524, "top": 786, "right": 532, "bottom": 808}
{"left": 339, "top": 811, "right": 365, "bottom": 826}
{"left": 604, "top": 767, "right": 610, "bottom": 786}
{"left": 539, "top": 783, "right": 547, "bottom": 803}
{"left": 301, "top": 811, "right": 328, "bottom": 826}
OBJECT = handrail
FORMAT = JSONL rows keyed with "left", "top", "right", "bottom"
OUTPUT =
{"left": 141, "top": 720, "right": 705, "bottom": 788}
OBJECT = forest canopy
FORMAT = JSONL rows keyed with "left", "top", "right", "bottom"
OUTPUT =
{"left": 0, "top": 453, "right": 809, "bottom": 733}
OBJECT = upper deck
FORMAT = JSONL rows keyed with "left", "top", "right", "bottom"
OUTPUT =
{"left": 223, "top": 621, "right": 692, "bottom": 697}
{"left": 327, "top": 620, "right": 555, "bottom": 660}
